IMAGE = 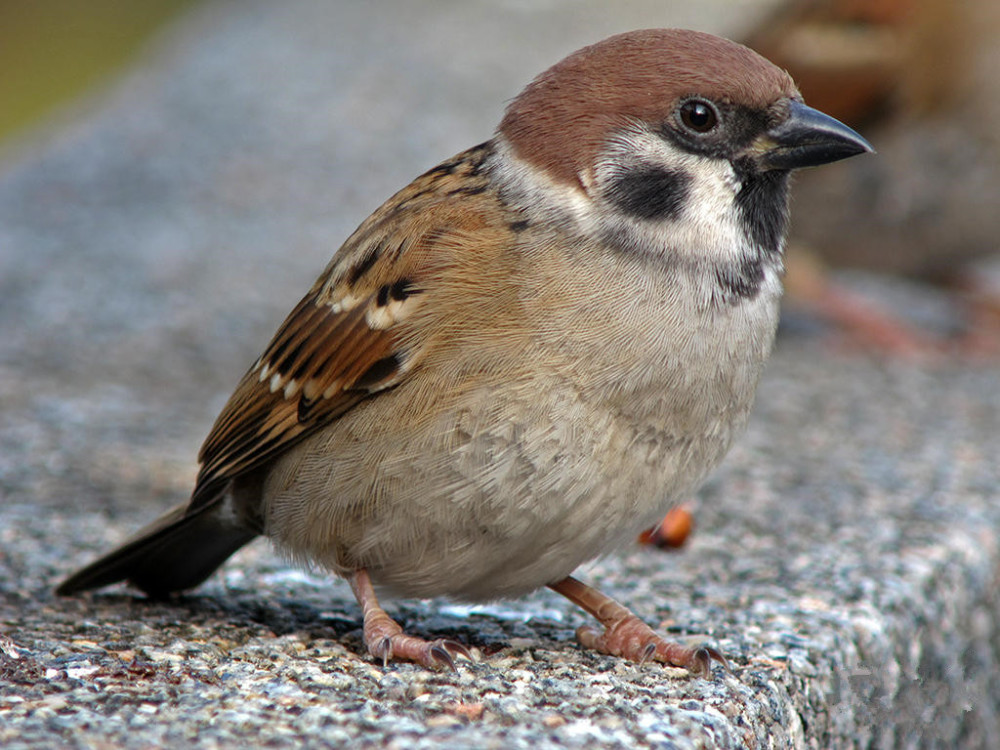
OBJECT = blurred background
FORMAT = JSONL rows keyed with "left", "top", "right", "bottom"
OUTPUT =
{"left": 749, "top": 0, "right": 1000, "bottom": 355}
{"left": 0, "top": 0, "right": 197, "bottom": 148}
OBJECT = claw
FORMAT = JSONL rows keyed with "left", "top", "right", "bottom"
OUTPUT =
{"left": 639, "top": 640, "right": 657, "bottom": 667}
{"left": 689, "top": 647, "right": 712, "bottom": 679}
{"left": 430, "top": 642, "right": 457, "bottom": 671}
{"left": 373, "top": 636, "right": 394, "bottom": 667}
{"left": 441, "top": 639, "right": 474, "bottom": 662}
{"left": 429, "top": 639, "right": 475, "bottom": 671}
{"left": 698, "top": 645, "right": 731, "bottom": 674}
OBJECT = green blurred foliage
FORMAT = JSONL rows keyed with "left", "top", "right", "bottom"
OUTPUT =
{"left": 0, "top": 0, "right": 198, "bottom": 146}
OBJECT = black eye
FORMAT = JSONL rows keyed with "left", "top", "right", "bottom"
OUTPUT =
{"left": 678, "top": 99, "right": 719, "bottom": 133}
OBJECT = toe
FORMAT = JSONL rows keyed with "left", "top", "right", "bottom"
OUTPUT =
{"left": 365, "top": 633, "right": 473, "bottom": 670}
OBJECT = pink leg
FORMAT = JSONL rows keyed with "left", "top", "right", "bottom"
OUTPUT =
{"left": 349, "top": 569, "right": 472, "bottom": 669}
{"left": 548, "top": 576, "right": 727, "bottom": 678}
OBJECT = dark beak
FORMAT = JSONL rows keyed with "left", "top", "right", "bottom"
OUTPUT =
{"left": 758, "top": 100, "right": 873, "bottom": 171}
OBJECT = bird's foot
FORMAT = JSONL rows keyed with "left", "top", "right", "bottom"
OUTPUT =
{"left": 349, "top": 568, "right": 472, "bottom": 669}
{"left": 575, "top": 618, "right": 726, "bottom": 678}
{"left": 549, "top": 575, "right": 727, "bottom": 678}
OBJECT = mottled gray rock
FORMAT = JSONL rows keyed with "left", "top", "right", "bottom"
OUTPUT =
{"left": 2, "top": 2, "right": 997, "bottom": 748}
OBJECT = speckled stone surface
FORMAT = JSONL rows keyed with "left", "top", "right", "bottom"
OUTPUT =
{"left": 2, "top": 2, "right": 998, "bottom": 748}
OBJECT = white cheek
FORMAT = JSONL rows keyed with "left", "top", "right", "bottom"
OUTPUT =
{"left": 593, "top": 130, "right": 750, "bottom": 265}
{"left": 670, "top": 157, "right": 747, "bottom": 261}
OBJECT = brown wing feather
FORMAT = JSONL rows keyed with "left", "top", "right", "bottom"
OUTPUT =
{"left": 190, "top": 142, "right": 498, "bottom": 507}
{"left": 192, "top": 296, "right": 388, "bottom": 503}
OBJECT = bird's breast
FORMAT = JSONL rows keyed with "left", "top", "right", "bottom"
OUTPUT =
{"left": 261, "top": 243, "right": 782, "bottom": 601}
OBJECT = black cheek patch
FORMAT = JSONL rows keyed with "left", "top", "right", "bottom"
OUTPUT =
{"left": 607, "top": 166, "right": 691, "bottom": 221}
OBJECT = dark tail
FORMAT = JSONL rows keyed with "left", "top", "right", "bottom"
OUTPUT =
{"left": 56, "top": 497, "right": 258, "bottom": 599}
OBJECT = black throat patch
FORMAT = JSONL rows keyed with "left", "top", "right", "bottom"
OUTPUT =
{"left": 715, "top": 254, "right": 767, "bottom": 303}
{"left": 732, "top": 160, "right": 790, "bottom": 257}
{"left": 707, "top": 161, "right": 790, "bottom": 304}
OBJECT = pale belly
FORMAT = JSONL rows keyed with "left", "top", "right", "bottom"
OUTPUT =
{"left": 259, "top": 342, "right": 766, "bottom": 601}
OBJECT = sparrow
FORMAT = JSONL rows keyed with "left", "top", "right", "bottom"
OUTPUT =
{"left": 57, "top": 29, "right": 871, "bottom": 675}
